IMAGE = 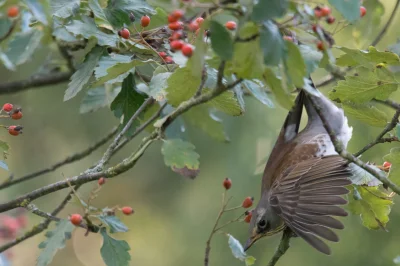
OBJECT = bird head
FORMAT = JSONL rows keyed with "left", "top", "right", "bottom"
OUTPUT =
{"left": 244, "top": 197, "right": 285, "bottom": 251}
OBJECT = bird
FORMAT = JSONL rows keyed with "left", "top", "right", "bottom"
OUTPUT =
{"left": 244, "top": 78, "right": 353, "bottom": 255}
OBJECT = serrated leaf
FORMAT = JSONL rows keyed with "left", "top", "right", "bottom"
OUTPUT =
{"left": 110, "top": 73, "right": 147, "bottom": 133}
{"left": 165, "top": 67, "right": 201, "bottom": 106}
{"left": 89, "top": 0, "right": 113, "bottom": 30}
{"left": 97, "top": 215, "right": 128, "bottom": 233}
{"left": 52, "top": 17, "right": 78, "bottom": 42}
{"left": 65, "top": 17, "right": 118, "bottom": 47}
{"left": 148, "top": 72, "right": 171, "bottom": 101}
{"left": 161, "top": 139, "right": 200, "bottom": 178}
{"left": 210, "top": 20, "right": 233, "bottom": 60}
{"left": 6, "top": 29, "right": 43, "bottom": 65}
{"left": 0, "top": 161, "right": 8, "bottom": 171}
{"left": 26, "top": 0, "right": 48, "bottom": 25}
{"left": 104, "top": 0, "right": 155, "bottom": 28}
{"left": 80, "top": 86, "right": 120, "bottom": 113}
{"left": 284, "top": 41, "right": 307, "bottom": 87}
{"left": 348, "top": 186, "right": 392, "bottom": 230}
{"left": 260, "top": 21, "right": 284, "bottom": 66}
{"left": 329, "top": 66, "right": 399, "bottom": 103}
{"left": 184, "top": 105, "right": 229, "bottom": 142}
{"left": 263, "top": 68, "right": 293, "bottom": 110}
{"left": 37, "top": 220, "right": 74, "bottom": 266}
{"left": 328, "top": 0, "right": 360, "bottom": 22}
{"left": 229, "top": 23, "right": 263, "bottom": 79}
{"left": 336, "top": 46, "right": 400, "bottom": 68}
{"left": 51, "top": 0, "right": 80, "bottom": 18}
{"left": 251, "top": 0, "right": 288, "bottom": 22}
{"left": 243, "top": 80, "right": 274, "bottom": 107}
{"left": 228, "top": 234, "right": 247, "bottom": 260}
{"left": 100, "top": 228, "right": 131, "bottom": 266}
{"left": 64, "top": 46, "right": 104, "bottom": 101}
{"left": 348, "top": 163, "right": 382, "bottom": 186}
{"left": 342, "top": 102, "right": 388, "bottom": 127}
{"left": 206, "top": 89, "right": 243, "bottom": 116}
{"left": 299, "top": 44, "right": 322, "bottom": 75}
{"left": 383, "top": 148, "right": 400, "bottom": 186}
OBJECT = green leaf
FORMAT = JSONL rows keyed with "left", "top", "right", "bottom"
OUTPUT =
{"left": 243, "top": 80, "right": 274, "bottom": 107}
{"left": 51, "top": 0, "right": 80, "bottom": 18}
{"left": 299, "top": 44, "right": 323, "bottom": 75}
{"left": 342, "top": 102, "right": 388, "bottom": 127}
{"left": 89, "top": 0, "right": 113, "bottom": 30}
{"left": 260, "top": 21, "right": 284, "bottom": 66}
{"left": 6, "top": 29, "right": 43, "bottom": 65}
{"left": 52, "top": 17, "right": 78, "bottom": 42}
{"left": 64, "top": 46, "right": 104, "bottom": 101}
{"left": 206, "top": 89, "right": 243, "bottom": 116}
{"left": 110, "top": 73, "right": 147, "bottom": 133}
{"left": 184, "top": 105, "right": 228, "bottom": 142}
{"left": 336, "top": 46, "right": 400, "bottom": 68}
{"left": 328, "top": 0, "right": 360, "bottom": 22}
{"left": 0, "top": 161, "right": 8, "bottom": 171}
{"left": 165, "top": 67, "right": 201, "bottom": 106}
{"left": 148, "top": 72, "right": 171, "bottom": 101}
{"left": 210, "top": 20, "right": 233, "bottom": 60}
{"left": 329, "top": 66, "right": 399, "bottom": 103}
{"left": 383, "top": 148, "right": 400, "bottom": 186}
{"left": 348, "top": 186, "right": 393, "bottom": 230}
{"left": 97, "top": 215, "right": 128, "bottom": 233}
{"left": 245, "top": 256, "right": 256, "bottom": 266}
{"left": 37, "top": 220, "right": 74, "bottom": 266}
{"left": 189, "top": 28, "right": 207, "bottom": 78}
{"left": 80, "top": 86, "right": 120, "bottom": 114}
{"left": 397, "top": 123, "right": 400, "bottom": 140}
{"left": 348, "top": 163, "right": 382, "bottom": 187}
{"left": 0, "top": 17, "right": 12, "bottom": 39}
{"left": 284, "top": 41, "right": 307, "bottom": 87}
{"left": 230, "top": 23, "right": 264, "bottom": 79}
{"left": 263, "top": 68, "right": 293, "bottom": 110}
{"left": 26, "top": 0, "right": 48, "bottom": 25}
{"left": 100, "top": 228, "right": 131, "bottom": 266}
{"left": 104, "top": 0, "right": 155, "bottom": 28}
{"left": 251, "top": 0, "right": 288, "bottom": 22}
{"left": 161, "top": 139, "right": 200, "bottom": 178}
{"left": 65, "top": 17, "right": 118, "bottom": 47}
{"left": 0, "top": 140, "right": 10, "bottom": 158}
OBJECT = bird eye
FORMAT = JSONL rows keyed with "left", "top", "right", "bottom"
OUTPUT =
{"left": 257, "top": 219, "right": 268, "bottom": 230}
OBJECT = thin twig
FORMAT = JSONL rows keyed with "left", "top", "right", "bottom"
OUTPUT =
{"left": 0, "top": 20, "right": 16, "bottom": 43}
{"left": 0, "top": 127, "right": 118, "bottom": 190}
{"left": 195, "top": 67, "right": 207, "bottom": 97}
{"left": 267, "top": 228, "right": 292, "bottom": 266}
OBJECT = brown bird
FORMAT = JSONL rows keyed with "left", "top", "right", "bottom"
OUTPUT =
{"left": 244, "top": 79, "right": 353, "bottom": 255}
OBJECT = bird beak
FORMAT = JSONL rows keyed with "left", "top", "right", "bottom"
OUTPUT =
{"left": 243, "top": 238, "right": 254, "bottom": 251}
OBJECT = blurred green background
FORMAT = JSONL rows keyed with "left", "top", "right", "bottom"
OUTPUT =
{"left": 1, "top": 1, "right": 400, "bottom": 266}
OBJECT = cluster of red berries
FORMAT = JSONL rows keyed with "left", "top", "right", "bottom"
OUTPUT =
{"left": 69, "top": 206, "right": 134, "bottom": 226}
{"left": 222, "top": 178, "right": 254, "bottom": 223}
{"left": 2, "top": 103, "right": 23, "bottom": 136}
{"left": 0, "top": 210, "right": 28, "bottom": 259}
{"left": 7, "top": 5, "right": 19, "bottom": 18}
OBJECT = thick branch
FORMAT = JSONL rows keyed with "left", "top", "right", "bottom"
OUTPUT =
{"left": 0, "top": 127, "right": 118, "bottom": 190}
{"left": 267, "top": 228, "right": 292, "bottom": 266}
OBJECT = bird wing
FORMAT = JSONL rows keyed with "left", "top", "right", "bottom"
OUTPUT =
{"left": 269, "top": 155, "right": 352, "bottom": 255}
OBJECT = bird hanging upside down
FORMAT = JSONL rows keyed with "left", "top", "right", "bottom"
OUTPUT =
{"left": 244, "top": 78, "right": 354, "bottom": 255}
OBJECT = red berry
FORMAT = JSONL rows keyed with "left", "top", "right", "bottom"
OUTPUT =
{"left": 360, "top": 6, "right": 367, "bottom": 17}
{"left": 164, "top": 56, "right": 174, "bottom": 64}
{"left": 188, "top": 21, "right": 199, "bottom": 31}
{"left": 317, "top": 41, "right": 325, "bottom": 51}
{"left": 119, "top": 28, "right": 130, "bottom": 39}
{"left": 244, "top": 211, "right": 252, "bottom": 223}
{"left": 141, "top": 15, "right": 151, "bottom": 27}
{"left": 170, "top": 40, "right": 184, "bottom": 50}
{"left": 171, "top": 9, "right": 184, "bottom": 20}
{"left": 171, "top": 31, "right": 183, "bottom": 40}
{"left": 326, "top": 16, "right": 335, "bottom": 24}
{"left": 314, "top": 9, "right": 323, "bottom": 18}
{"left": 223, "top": 178, "right": 232, "bottom": 190}
{"left": 283, "top": 36, "right": 293, "bottom": 42}
{"left": 98, "top": 177, "right": 106, "bottom": 186}
{"left": 2, "top": 103, "right": 13, "bottom": 112}
{"left": 11, "top": 111, "right": 22, "bottom": 120}
{"left": 169, "top": 21, "right": 182, "bottom": 31}
{"left": 16, "top": 215, "right": 28, "bottom": 228}
{"left": 181, "top": 44, "right": 193, "bottom": 57}
{"left": 320, "top": 6, "right": 331, "bottom": 16}
{"left": 225, "top": 21, "right": 237, "bottom": 30}
{"left": 168, "top": 14, "right": 178, "bottom": 23}
{"left": 1, "top": 216, "right": 20, "bottom": 238}
{"left": 121, "top": 206, "right": 134, "bottom": 215}
{"left": 242, "top": 197, "right": 254, "bottom": 208}
{"left": 70, "top": 214, "right": 82, "bottom": 226}
{"left": 383, "top": 161, "right": 392, "bottom": 168}
{"left": 196, "top": 17, "right": 204, "bottom": 25}
{"left": 7, "top": 6, "right": 19, "bottom": 18}
{"left": 312, "top": 24, "right": 319, "bottom": 33}
{"left": 159, "top": 51, "right": 167, "bottom": 58}
{"left": 8, "top": 126, "right": 20, "bottom": 136}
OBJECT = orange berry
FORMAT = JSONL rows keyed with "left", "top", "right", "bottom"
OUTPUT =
{"left": 141, "top": 15, "right": 150, "bottom": 27}
{"left": 171, "top": 31, "right": 183, "bottom": 40}
{"left": 118, "top": 28, "right": 130, "bottom": 39}
{"left": 383, "top": 161, "right": 392, "bottom": 168}
{"left": 242, "top": 197, "right": 254, "bottom": 208}
{"left": 223, "top": 178, "right": 232, "bottom": 190}
{"left": 181, "top": 44, "right": 193, "bottom": 57}
{"left": 360, "top": 6, "right": 367, "bottom": 17}
{"left": 188, "top": 21, "right": 199, "bottom": 31}
{"left": 171, "top": 9, "right": 184, "bottom": 20}
{"left": 98, "top": 177, "right": 106, "bottom": 186}
{"left": 169, "top": 21, "right": 182, "bottom": 31}
{"left": 70, "top": 214, "right": 82, "bottom": 226}
{"left": 7, "top": 6, "right": 19, "bottom": 18}
{"left": 2, "top": 103, "right": 13, "bottom": 112}
{"left": 196, "top": 17, "right": 204, "bottom": 25}
{"left": 11, "top": 111, "right": 22, "bottom": 120}
{"left": 320, "top": 6, "right": 331, "bottom": 16}
{"left": 225, "top": 21, "right": 237, "bottom": 30}
{"left": 314, "top": 9, "right": 323, "bottom": 18}
{"left": 158, "top": 51, "right": 167, "bottom": 58}
{"left": 316, "top": 40, "right": 325, "bottom": 51}
{"left": 168, "top": 14, "right": 178, "bottom": 23}
{"left": 244, "top": 211, "right": 252, "bottom": 223}
{"left": 326, "top": 15, "right": 335, "bottom": 24}
{"left": 121, "top": 206, "right": 134, "bottom": 215}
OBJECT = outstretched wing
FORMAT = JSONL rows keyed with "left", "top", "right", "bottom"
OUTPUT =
{"left": 269, "top": 155, "right": 352, "bottom": 255}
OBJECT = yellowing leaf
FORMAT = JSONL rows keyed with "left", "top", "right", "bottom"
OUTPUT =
{"left": 336, "top": 46, "right": 400, "bottom": 68}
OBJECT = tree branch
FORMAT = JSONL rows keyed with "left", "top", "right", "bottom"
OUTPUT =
{"left": 0, "top": 127, "right": 118, "bottom": 190}
{"left": 267, "top": 228, "right": 292, "bottom": 266}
